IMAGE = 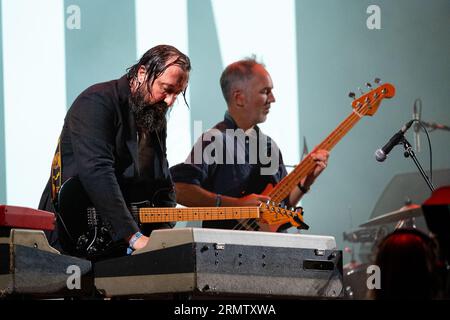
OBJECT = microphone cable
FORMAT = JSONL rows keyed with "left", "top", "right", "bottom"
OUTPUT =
{"left": 413, "top": 119, "right": 433, "bottom": 183}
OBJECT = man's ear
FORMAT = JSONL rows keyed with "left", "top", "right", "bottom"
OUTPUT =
{"left": 233, "top": 90, "right": 245, "bottom": 107}
{"left": 137, "top": 65, "right": 147, "bottom": 84}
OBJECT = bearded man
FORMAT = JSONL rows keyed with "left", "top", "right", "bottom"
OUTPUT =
{"left": 38, "top": 45, "right": 191, "bottom": 256}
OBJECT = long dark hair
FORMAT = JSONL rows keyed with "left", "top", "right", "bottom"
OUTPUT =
{"left": 127, "top": 45, "right": 191, "bottom": 106}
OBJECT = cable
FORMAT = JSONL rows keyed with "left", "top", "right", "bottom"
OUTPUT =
{"left": 415, "top": 119, "right": 433, "bottom": 183}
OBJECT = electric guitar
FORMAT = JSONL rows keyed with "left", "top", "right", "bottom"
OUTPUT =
{"left": 236, "top": 81, "right": 396, "bottom": 232}
{"left": 56, "top": 176, "right": 306, "bottom": 259}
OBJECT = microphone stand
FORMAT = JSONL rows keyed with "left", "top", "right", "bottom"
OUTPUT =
{"left": 401, "top": 137, "right": 435, "bottom": 192}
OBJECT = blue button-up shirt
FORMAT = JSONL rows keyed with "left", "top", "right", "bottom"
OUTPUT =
{"left": 170, "top": 112, "right": 288, "bottom": 228}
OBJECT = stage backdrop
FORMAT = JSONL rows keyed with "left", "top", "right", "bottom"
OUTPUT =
{"left": 1, "top": 0, "right": 449, "bottom": 262}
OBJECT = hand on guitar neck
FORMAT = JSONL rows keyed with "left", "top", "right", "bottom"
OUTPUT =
{"left": 301, "top": 149, "right": 329, "bottom": 188}
{"left": 285, "top": 149, "right": 329, "bottom": 207}
{"left": 308, "top": 149, "right": 329, "bottom": 179}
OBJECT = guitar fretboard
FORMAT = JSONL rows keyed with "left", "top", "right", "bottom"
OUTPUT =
{"left": 139, "top": 207, "right": 260, "bottom": 223}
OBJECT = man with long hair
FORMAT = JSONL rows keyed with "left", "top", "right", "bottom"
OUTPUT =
{"left": 39, "top": 45, "right": 190, "bottom": 258}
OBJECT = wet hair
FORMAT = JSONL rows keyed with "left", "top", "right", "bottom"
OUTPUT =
{"left": 127, "top": 44, "right": 191, "bottom": 107}
{"left": 220, "top": 57, "right": 265, "bottom": 104}
{"left": 371, "top": 228, "right": 443, "bottom": 300}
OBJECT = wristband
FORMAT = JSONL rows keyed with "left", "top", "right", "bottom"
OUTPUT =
{"left": 298, "top": 183, "right": 310, "bottom": 194}
{"left": 129, "top": 231, "right": 143, "bottom": 249}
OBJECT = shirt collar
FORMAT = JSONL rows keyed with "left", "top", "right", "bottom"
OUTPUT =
{"left": 223, "top": 111, "right": 260, "bottom": 134}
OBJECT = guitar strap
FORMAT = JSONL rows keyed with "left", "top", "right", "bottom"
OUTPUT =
{"left": 50, "top": 136, "right": 62, "bottom": 205}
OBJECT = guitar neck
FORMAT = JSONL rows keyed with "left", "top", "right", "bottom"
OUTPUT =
{"left": 139, "top": 207, "right": 260, "bottom": 223}
{"left": 268, "top": 109, "right": 363, "bottom": 203}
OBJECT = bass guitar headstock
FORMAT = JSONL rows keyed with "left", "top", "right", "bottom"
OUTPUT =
{"left": 349, "top": 78, "right": 395, "bottom": 117}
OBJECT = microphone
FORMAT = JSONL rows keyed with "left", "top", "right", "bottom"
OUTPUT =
{"left": 375, "top": 120, "right": 414, "bottom": 162}
{"left": 413, "top": 99, "right": 422, "bottom": 152}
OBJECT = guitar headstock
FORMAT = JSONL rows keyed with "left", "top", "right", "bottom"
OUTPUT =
{"left": 349, "top": 79, "right": 395, "bottom": 116}
{"left": 259, "top": 202, "right": 309, "bottom": 230}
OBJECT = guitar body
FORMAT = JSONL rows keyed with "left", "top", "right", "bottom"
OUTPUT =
{"left": 236, "top": 183, "right": 303, "bottom": 232}
{"left": 257, "top": 221, "right": 287, "bottom": 233}
{"left": 260, "top": 183, "right": 274, "bottom": 196}
{"left": 57, "top": 177, "right": 131, "bottom": 260}
{"left": 256, "top": 183, "right": 292, "bottom": 232}
{"left": 57, "top": 177, "right": 93, "bottom": 250}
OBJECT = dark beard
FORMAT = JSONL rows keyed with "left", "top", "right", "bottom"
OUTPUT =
{"left": 129, "top": 89, "right": 168, "bottom": 133}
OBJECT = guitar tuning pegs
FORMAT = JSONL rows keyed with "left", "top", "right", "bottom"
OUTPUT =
{"left": 348, "top": 92, "right": 356, "bottom": 99}
{"left": 374, "top": 77, "right": 381, "bottom": 84}
{"left": 366, "top": 82, "right": 372, "bottom": 89}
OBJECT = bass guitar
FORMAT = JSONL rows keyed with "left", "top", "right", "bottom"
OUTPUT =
{"left": 236, "top": 80, "right": 396, "bottom": 232}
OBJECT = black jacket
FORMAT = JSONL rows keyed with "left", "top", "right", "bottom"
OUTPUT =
{"left": 39, "top": 75, "right": 175, "bottom": 248}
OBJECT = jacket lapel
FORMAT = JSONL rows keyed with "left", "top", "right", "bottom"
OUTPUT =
{"left": 126, "top": 108, "right": 140, "bottom": 177}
